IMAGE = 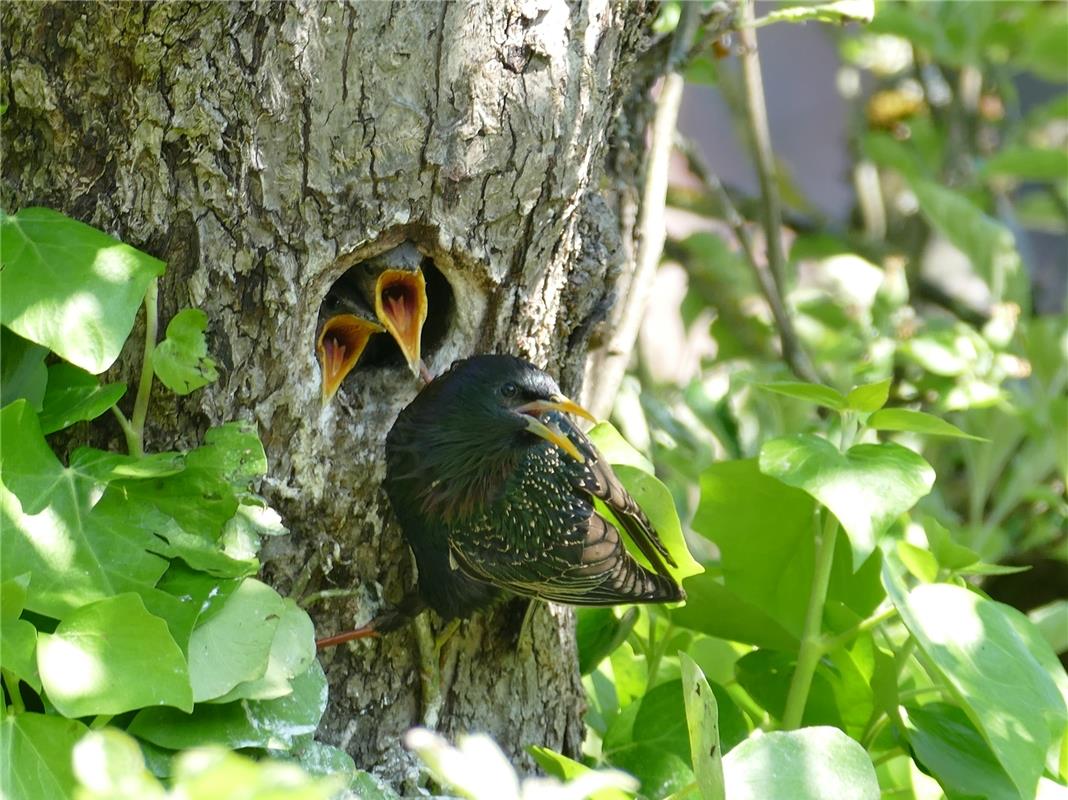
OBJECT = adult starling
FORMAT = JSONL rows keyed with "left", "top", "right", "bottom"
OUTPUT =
{"left": 384, "top": 354, "right": 684, "bottom": 622}
{"left": 316, "top": 242, "right": 429, "bottom": 400}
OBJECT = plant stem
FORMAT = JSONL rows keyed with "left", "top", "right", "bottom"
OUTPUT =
{"left": 737, "top": 0, "right": 820, "bottom": 385}
{"left": 111, "top": 406, "right": 138, "bottom": 456}
{"left": 587, "top": 2, "right": 696, "bottom": 417}
{"left": 820, "top": 606, "right": 898, "bottom": 654}
{"left": 2, "top": 669, "right": 24, "bottom": 714}
{"left": 782, "top": 507, "right": 839, "bottom": 730}
{"left": 90, "top": 714, "right": 113, "bottom": 730}
{"left": 129, "top": 278, "right": 159, "bottom": 458}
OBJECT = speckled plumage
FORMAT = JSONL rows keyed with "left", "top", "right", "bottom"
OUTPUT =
{"left": 384, "top": 354, "right": 684, "bottom": 621}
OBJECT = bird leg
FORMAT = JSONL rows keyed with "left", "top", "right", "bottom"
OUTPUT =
{"left": 315, "top": 593, "right": 425, "bottom": 650}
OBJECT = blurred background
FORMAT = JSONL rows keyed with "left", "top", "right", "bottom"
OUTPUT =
{"left": 619, "top": 0, "right": 1066, "bottom": 650}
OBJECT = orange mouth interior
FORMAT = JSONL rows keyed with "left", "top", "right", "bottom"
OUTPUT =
{"left": 375, "top": 269, "right": 428, "bottom": 374}
{"left": 316, "top": 314, "right": 382, "bottom": 401}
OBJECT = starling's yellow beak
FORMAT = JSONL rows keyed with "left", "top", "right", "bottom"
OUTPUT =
{"left": 316, "top": 314, "right": 384, "bottom": 402}
{"left": 516, "top": 393, "right": 598, "bottom": 463}
{"left": 374, "top": 268, "right": 428, "bottom": 378}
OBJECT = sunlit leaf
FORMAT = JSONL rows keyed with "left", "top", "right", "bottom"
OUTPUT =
{"left": 153, "top": 308, "right": 218, "bottom": 395}
{"left": 981, "top": 147, "right": 1068, "bottom": 182}
{"left": 0, "top": 713, "right": 88, "bottom": 800}
{"left": 129, "top": 659, "right": 328, "bottom": 751}
{"left": 588, "top": 422, "right": 703, "bottom": 583}
{"left": 38, "top": 593, "right": 192, "bottom": 717}
{"left": 187, "top": 577, "right": 284, "bottom": 703}
{"left": 680, "top": 654, "right": 725, "bottom": 800}
{"left": 1, "top": 401, "right": 169, "bottom": 617}
{"left": 209, "top": 598, "right": 315, "bottom": 703}
{"left": 72, "top": 729, "right": 166, "bottom": 800}
{"left": 755, "top": 1, "right": 874, "bottom": 28}
{"left": 886, "top": 576, "right": 1068, "bottom": 797}
{"left": 0, "top": 207, "right": 164, "bottom": 373}
{"left": 723, "top": 727, "right": 879, "bottom": 800}
{"left": 760, "top": 435, "right": 934, "bottom": 568}
{"left": 753, "top": 381, "right": 846, "bottom": 411}
{"left": 911, "top": 180, "right": 1024, "bottom": 305}
{"left": 868, "top": 408, "right": 986, "bottom": 440}
{"left": 528, "top": 746, "right": 633, "bottom": 800}
{"left": 846, "top": 378, "right": 891, "bottom": 413}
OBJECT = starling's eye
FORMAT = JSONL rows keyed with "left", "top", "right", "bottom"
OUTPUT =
{"left": 500, "top": 382, "right": 518, "bottom": 398}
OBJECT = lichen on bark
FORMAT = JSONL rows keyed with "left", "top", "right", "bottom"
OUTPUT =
{"left": 1, "top": 0, "right": 659, "bottom": 785}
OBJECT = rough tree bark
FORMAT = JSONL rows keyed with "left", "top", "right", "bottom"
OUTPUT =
{"left": 1, "top": 0, "right": 661, "bottom": 786}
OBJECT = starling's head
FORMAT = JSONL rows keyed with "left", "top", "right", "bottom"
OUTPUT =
{"left": 386, "top": 355, "right": 597, "bottom": 495}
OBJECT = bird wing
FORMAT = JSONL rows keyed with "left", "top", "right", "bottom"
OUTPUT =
{"left": 560, "top": 417, "right": 678, "bottom": 580}
{"left": 448, "top": 503, "right": 683, "bottom": 606}
{"left": 445, "top": 422, "right": 684, "bottom": 606}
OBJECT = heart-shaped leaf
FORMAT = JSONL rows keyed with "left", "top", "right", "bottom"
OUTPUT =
{"left": 38, "top": 592, "right": 192, "bottom": 717}
{"left": 0, "top": 207, "right": 164, "bottom": 373}
{"left": 760, "top": 434, "right": 935, "bottom": 568}
{"left": 153, "top": 308, "right": 218, "bottom": 395}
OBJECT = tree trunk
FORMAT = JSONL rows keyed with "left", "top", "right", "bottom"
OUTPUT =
{"left": 1, "top": 0, "right": 656, "bottom": 785}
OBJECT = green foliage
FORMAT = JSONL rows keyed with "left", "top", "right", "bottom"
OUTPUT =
{"left": 0, "top": 207, "right": 165, "bottom": 373}
{"left": 563, "top": 1, "right": 1067, "bottom": 798}
{"left": 0, "top": 208, "right": 368, "bottom": 798}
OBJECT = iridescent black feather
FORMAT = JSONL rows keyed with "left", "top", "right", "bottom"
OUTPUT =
{"left": 384, "top": 354, "right": 684, "bottom": 621}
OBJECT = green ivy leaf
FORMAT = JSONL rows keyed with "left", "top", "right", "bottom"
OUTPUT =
{"left": 602, "top": 680, "right": 693, "bottom": 798}
{"left": 1, "top": 401, "right": 169, "bottom": 617}
{"left": 0, "top": 327, "right": 47, "bottom": 411}
{"left": 760, "top": 435, "right": 935, "bottom": 568}
{"left": 868, "top": 408, "right": 985, "bottom": 440}
{"left": 38, "top": 592, "right": 192, "bottom": 716}
{"left": 128, "top": 659, "right": 328, "bottom": 751}
{"left": 845, "top": 378, "right": 891, "bottom": 413}
{"left": 753, "top": 381, "right": 846, "bottom": 411}
{"left": 902, "top": 702, "right": 1020, "bottom": 800}
{"left": 38, "top": 362, "right": 126, "bottom": 434}
{"left": 187, "top": 578, "right": 285, "bottom": 703}
{"left": 680, "top": 654, "right": 725, "bottom": 800}
{"left": 722, "top": 727, "right": 879, "bottom": 800}
{"left": 153, "top": 308, "right": 218, "bottom": 395}
{"left": 209, "top": 598, "right": 315, "bottom": 704}
{"left": 0, "top": 713, "right": 89, "bottom": 800}
{"left": 886, "top": 578, "right": 1068, "bottom": 797}
{"left": 0, "top": 574, "right": 40, "bottom": 690}
{"left": 0, "top": 207, "right": 165, "bottom": 373}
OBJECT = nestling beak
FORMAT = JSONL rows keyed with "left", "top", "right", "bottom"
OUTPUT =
{"left": 515, "top": 393, "right": 598, "bottom": 463}
{"left": 374, "top": 268, "right": 428, "bottom": 378}
{"left": 316, "top": 314, "right": 384, "bottom": 402}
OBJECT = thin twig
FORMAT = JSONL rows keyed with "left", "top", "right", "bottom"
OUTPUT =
{"left": 676, "top": 136, "right": 821, "bottom": 383}
{"left": 588, "top": 3, "right": 698, "bottom": 417}
{"left": 736, "top": 0, "right": 821, "bottom": 384}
